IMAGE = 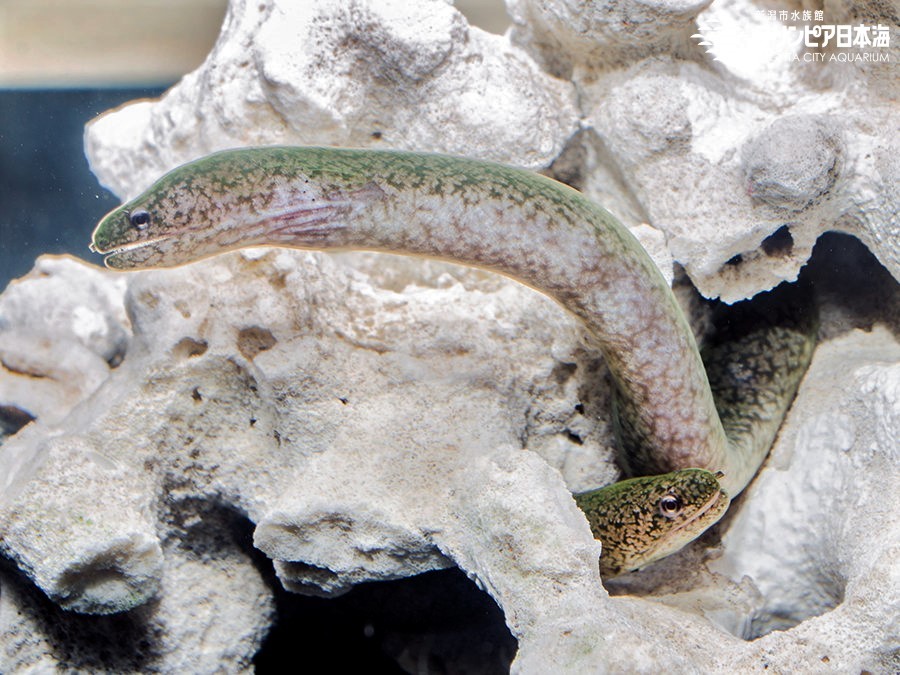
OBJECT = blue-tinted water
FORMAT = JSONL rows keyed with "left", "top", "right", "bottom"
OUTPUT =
{"left": 0, "top": 88, "right": 166, "bottom": 291}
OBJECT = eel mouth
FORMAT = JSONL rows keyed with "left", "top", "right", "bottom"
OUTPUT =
{"left": 673, "top": 488, "right": 728, "bottom": 536}
{"left": 89, "top": 234, "right": 172, "bottom": 256}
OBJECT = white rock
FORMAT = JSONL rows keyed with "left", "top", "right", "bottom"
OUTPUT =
{"left": 0, "top": 256, "right": 128, "bottom": 430}
{"left": 84, "top": 0, "right": 899, "bottom": 303}
{"left": 581, "top": 51, "right": 896, "bottom": 301}
{"left": 508, "top": 0, "right": 899, "bottom": 301}
{"left": 85, "top": 0, "right": 578, "bottom": 200}
{"left": 0, "top": 256, "right": 128, "bottom": 360}
{"left": 3, "top": 0, "right": 898, "bottom": 670}
{"left": 0, "top": 250, "right": 616, "bottom": 668}
{"left": 712, "top": 329, "right": 900, "bottom": 606}
{"left": 0, "top": 515, "right": 273, "bottom": 673}
{"left": 507, "top": 0, "right": 710, "bottom": 75}
{"left": 708, "top": 327, "right": 900, "bottom": 669}
{"left": 2, "top": 240, "right": 898, "bottom": 671}
{"left": 0, "top": 431, "right": 163, "bottom": 614}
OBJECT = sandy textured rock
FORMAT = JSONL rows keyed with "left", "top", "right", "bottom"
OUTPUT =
{"left": 85, "top": 0, "right": 578, "bottom": 201}
{"left": 578, "top": 54, "right": 895, "bottom": 301}
{"left": 2, "top": 0, "right": 898, "bottom": 671}
{"left": 0, "top": 250, "right": 612, "bottom": 669}
{"left": 507, "top": 0, "right": 711, "bottom": 75}
{"left": 0, "top": 256, "right": 128, "bottom": 431}
{"left": 0, "top": 507, "right": 273, "bottom": 673}
{"left": 1, "top": 242, "right": 897, "bottom": 671}
{"left": 85, "top": 0, "right": 900, "bottom": 302}
{"left": 509, "top": 0, "right": 898, "bottom": 301}
{"left": 710, "top": 328, "right": 900, "bottom": 651}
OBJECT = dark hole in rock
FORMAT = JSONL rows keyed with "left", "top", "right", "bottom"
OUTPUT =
{"left": 108, "top": 352, "right": 124, "bottom": 368}
{"left": 760, "top": 225, "right": 794, "bottom": 257}
{"left": 804, "top": 231, "right": 899, "bottom": 335}
{"left": 0, "top": 404, "right": 36, "bottom": 437}
{"left": 151, "top": 503, "right": 517, "bottom": 672}
{"left": 172, "top": 337, "right": 208, "bottom": 359}
{"left": 746, "top": 576, "right": 845, "bottom": 640}
{"left": 237, "top": 326, "right": 277, "bottom": 360}
{"left": 725, "top": 254, "right": 744, "bottom": 267}
{"left": 0, "top": 555, "right": 157, "bottom": 671}
{"left": 254, "top": 567, "right": 517, "bottom": 673}
{"left": 552, "top": 361, "right": 577, "bottom": 384}
{"left": 566, "top": 430, "right": 584, "bottom": 445}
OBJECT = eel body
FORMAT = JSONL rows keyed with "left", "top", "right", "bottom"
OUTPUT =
{"left": 91, "top": 146, "right": 815, "bottom": 576}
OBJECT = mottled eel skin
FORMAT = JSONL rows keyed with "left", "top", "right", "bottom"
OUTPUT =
{"left": 91, "top": 146, "right": 815, "bottom": 577}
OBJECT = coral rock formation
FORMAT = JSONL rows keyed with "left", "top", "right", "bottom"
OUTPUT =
{"left": 2, "top": 0, "right": 898, "bottom": 671}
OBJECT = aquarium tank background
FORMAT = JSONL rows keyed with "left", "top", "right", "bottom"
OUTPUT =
{"left": 0, "top": 0, "right": 227, "bottom": 291}
{"left": 1, "top": 89, "right": 165, "bottom": 289}
{"left": 0, "top": 0, "right": 509, "bottom": 292}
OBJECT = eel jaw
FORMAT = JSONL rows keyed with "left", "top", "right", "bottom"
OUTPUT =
{"left": 90, "top": 234, "right": 175, "bottom": 269}
{"left": 673, "top": 488, "right": 728, "bottom": 537}
{"left": 89, "top": 234, "right": 170, "bottom": 256}
{"left": 637, "top": 488, "right": 729, "bottom": 566}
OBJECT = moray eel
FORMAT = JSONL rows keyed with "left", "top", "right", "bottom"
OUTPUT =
{"left": 90, "top": 146, "right": 816, "bottom": 577}
{"left": 578, "top": 281, "right": 816, "bottom": 575}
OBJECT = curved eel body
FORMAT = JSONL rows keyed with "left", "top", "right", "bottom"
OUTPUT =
{"left": 91, "top": 146, "right": 815, "bottom": 576}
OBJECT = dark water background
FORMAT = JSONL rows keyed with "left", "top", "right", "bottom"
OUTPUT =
{"left": 0, "top": 88, "right": 166, "bottom": 291}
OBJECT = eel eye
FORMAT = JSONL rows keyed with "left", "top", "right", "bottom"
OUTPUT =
{"left": 659, "top": 493, "right": 683, "bottom": 519}
{"left": 129, "top": 210, "right": 151, "bottom": 230}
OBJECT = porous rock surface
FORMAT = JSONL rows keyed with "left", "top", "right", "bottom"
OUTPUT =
{"left": 2, "top": 0, "right": 899, "bottom": 671}
{"left": 2, "top": 243, "right": 897, "bottom": 671}
{"left": 85, "top": 0, "right": 899, "bottom": 303}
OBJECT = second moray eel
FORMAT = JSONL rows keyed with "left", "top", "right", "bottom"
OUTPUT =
{"left": 91, "top": 146, "right": 816, "bottom": 577}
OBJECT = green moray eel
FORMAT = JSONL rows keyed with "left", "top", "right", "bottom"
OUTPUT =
{"left": 578, "top": 281, "right": 817, "bottom": 575}
{"left": 576, "top": 469, "right": 727, "bottom": 577}
{"left": 90, "top": 146, "right": 816, "bottom": 577}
